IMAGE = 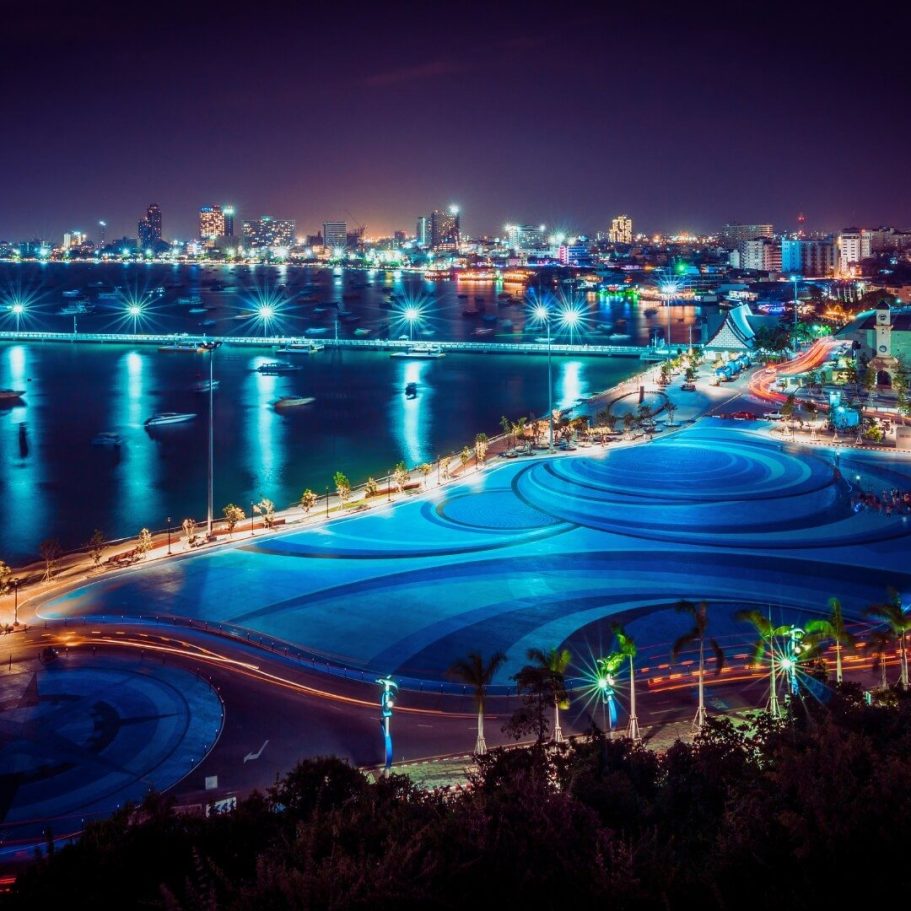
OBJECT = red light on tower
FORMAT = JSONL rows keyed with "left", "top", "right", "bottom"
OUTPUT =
{"left": 797, "top": 212, "right": 806, "bottom": 236}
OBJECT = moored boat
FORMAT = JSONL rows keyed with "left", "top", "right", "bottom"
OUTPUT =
{"left": 390, "top": 343, "right": 445, "bottom": 359}
{"left": 145, "top": 412, "right": 196, "bottom": 427}
{"left": 275, "top": 396, "right": 315, "bottom": 410}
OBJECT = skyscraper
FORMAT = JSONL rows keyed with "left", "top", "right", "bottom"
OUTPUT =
{"left": 430, "top": 206, "right": 460, "bottom": 252}
{"left": 323, "top": 222, "right": 347, "bottom": 251}
{"left": 138, "top": 203, "right": 162, "bottom": 248}
{"left": 223, "top": 206, "right": 235, "bottom": 238}
{"left": 416, "top": 216, "right": 429, "bottom": 248}
{"left": 720, "top": 223, "right": 773, "bottom": 249}
{"left": 199, "top": 205, "right": 226, "bottom": 240}
{"left": 608, "top": 214, "right": 633, "bottom": 244}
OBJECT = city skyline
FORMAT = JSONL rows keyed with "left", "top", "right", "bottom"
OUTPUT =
{"left": 1, "top": 1, "right": 909, "bottom": 240}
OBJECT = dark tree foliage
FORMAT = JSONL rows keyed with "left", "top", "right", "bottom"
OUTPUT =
{"left": 9, "top": 691, "right": 911, "bottom": 910}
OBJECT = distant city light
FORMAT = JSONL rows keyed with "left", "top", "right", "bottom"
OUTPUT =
{"left": 449, "top": 204, "right": 459, "bottom": 215}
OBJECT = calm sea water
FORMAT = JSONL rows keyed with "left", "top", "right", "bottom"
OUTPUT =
{"left": 0, "top": 264, "right": 667, "bottom": 562}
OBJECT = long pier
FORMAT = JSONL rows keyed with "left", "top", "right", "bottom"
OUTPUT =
{"left": 0, "top": 330, "right": 651, "bottom": 358}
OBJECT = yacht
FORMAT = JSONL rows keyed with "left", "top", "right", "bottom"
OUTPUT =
{"left": 145, "top": 412, "right": 196, "bottom": 427}
{"left": 191, "top": 379, "right": 220, "bottom": 392}
{"left": 275, "top": 395, "right": 315, "bottom": 410}
{"left": 276, "top": 340, "right": 325, "bottom": 354}
{"left": 257, "top": 362, "right": 302, "bottom": 374}
{"left": 159, "top": 340, "right": 200, "bottom": 353}
{"left": 177, "top": 295, "right": 203, "bottom": 306}
{"left": 0, "top": 389, "right": 25, "bottom": 403}
{"left": 390, "top": 343, "right": 445, "bottom": 359}
{"left": 91, "top": 432, "right": 123, "bottom": 447}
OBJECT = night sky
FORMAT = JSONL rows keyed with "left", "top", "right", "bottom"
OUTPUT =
{"left": 1, "top": 0, "right": 909, "bottom": 242}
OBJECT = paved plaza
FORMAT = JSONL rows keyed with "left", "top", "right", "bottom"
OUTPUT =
{"left": 41, "top": 425, "right": 911, "bottom": 688}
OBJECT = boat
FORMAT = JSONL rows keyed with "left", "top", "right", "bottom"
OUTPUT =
{"left": 177, "top": 295, "right": 203, "bottom": 306}
{"left": 96, "top": 290, "right": 122, "bottom": 301}
{"left": 405, "top": 381, "right": 418, "bottom": 397}
{"left": 608, "top": 333, "right": 631, "bottom": 342}
{"left": 62, "top": 289, "right": 83, "bottom": 298}
{"left": 353, "top": 327, "right": 372, "bottom": 337}
{"left": 275, "top": 396, "right": 315, "bottom": 410}
{"left": 390, "top": 344, "right": 445, "bottom": 360}
{"left": 457, "top": 293, "right": 469, "bottom": 299}
{"left": 58, "top": 302, "right": 92, "bottom": 316}
{"left": 257, "top": 362, "right": 302, "bottom": 374}
{"left": 0, "top": 389, "right": 25, "bottom": 403}
{"left": 305, "top": 327, "right": 330, "bottom": 337}
{"left": 158, "top": 341, "right": 200, "bottom": 353}
{"left": 145, "top": 412, "right": 196, "bottom": 427}
{"left": 91, "top": 432, "right": 122, "bottom": 447}
{"left": 473, "top": 327, "right": 495, "bottom": 337}
{"left": 191, "top": 379, "right": 220, "bottom": 392}
{"left": 188, "top": 307, "right": 207, "bottom": 314}
{"left": 276, "top": 341, "right": 324, "bottom": 354}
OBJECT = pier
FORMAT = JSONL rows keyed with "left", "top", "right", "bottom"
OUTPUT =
{"left": 0, "top": 330, "right": 649, "bottom": 358}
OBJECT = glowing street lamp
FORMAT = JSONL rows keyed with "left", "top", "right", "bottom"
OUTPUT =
{"left": 376, "top": 677, "right": 398, "bottom": 774}
{"left": 197, "top": 341, "right": 222, "bottom": 536}
{"left": 10, "top": 302, "right": 24, "bottom": 333}
{"left": 127, "top": 302, "right": 143, "bottom": 334}
{"left": 403, "top": 305, "right": 421, "bottom": 342}
{"left": 533, "top": 302, "right": 555, "bottom": 452}
{"left": 257, "top": 303, "right": 275, "bottom": 336}
{"left": 560, "top": 306, "right": 582, "bottom": 346}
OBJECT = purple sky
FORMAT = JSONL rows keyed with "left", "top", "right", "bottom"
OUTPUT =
{"left": 1, "top": 0, "right": 909, "bottom": 242}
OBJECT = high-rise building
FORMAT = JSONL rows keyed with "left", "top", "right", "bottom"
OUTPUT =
{"left": 781, "top": 237, "right": 836, "bottom": 276}
{"left": 838, "top": 229, "right": 863, "bottom": 273}
{"left": 505, "top": 224, "right": 547, "bottom": 252}
{"left": 720, "top": 223, "right": 773, "bottom": 249}
{"left": 242, "top": 216, "right": 295, "bottom": 250}
{"left": 223, "top": 206, "right": 235, "bottom": 238}
{"left": 608, "top": 214, "right": 633, "bottom": 244}
{"left": 138, "top": 203, "right": 162, "bottom": 249}
{"left": 416, "top": 216, "right": 429, "bottom": 247}
{"left": 741, "top": 237, "right": 780, "bottom": 272}
{"left": 430, "top": 206, "right": 460, "bottom": 252}
{"left": 199, "top": 205, "right": 226, "bottom": 240}
{"left": 323, "top": 222, "right": 347, "bottom": 252}
{"left": 62, "top": 231, "right": 87, "bottom": 251}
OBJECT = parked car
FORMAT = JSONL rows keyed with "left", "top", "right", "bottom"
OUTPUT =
{"left": 732, "top": 411, "right": 758, "bottom": 421}
{"left": 681, "top": 382, "right": 697, "bottom": 391}
{"left": 764, "top": 411, "right": 784, "bottom": 421}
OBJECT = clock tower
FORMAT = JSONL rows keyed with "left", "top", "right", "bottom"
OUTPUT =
{"left": 869, "top": 301, "right": 898, "bottom": 388}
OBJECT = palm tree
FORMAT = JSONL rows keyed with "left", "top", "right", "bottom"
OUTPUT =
{"left": 447, "top": 650, "right": 507, "bottom": 755}
{"left": 866, "top": 588, "right": 911, "bottom": 688}
{"left": 736, "top": 609, "right": 792, "bottom": 718}
{"left": 526, "top": 646, "right": 571, "bottom": 742}
{"left": 612, "top": 624, "right": 640, "bottom": 741}
{"left": 673, "top": 600, "right": 725, "bottom": 730}
{"left": 869, "top": 630, "right": 892, "bottom": 690}
{"left": 595, "top": 651, "right": 623, "bottom": 734}
{"left": 804, "top": 597, "right": 856, "bottom": 684}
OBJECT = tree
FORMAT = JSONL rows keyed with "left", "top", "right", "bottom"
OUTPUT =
{"left": 0, "top": 560, "right": 10, "bottom": 595}
{"left": 665, "top": 400, "right": 678, "bottom": 426}
{"left": 804, "top": 597, "right": 856, "bottom": 684}
{"left": 418, "top": 463, "right": 432, "bottom": 487}
{"left": 181, "top": 517, "right": 196, "bottom": 544}
{"left": 364, "top": 477, "right": 378, "bottom": 497}
{"left": 736, "top": 609, "right": 792, "bottom": 718}
{"left": 447, "top": 650, "right": 507, "bottom": 754}
{"left": 88, "top": 529, "right": 105, "bottom": 567}
{"left": 136, "top": 528, "right": 153, "bottom": 558}
{"left": 391, "top": 461, "right": 409, "bottom": 493}
{"left": 222, "top": 503, "right": 245, "bottom": 536}
{"left": 474, "top": 432, "right": 489, "bottom": 464}
{"left": 636, "top": 403, "right": 652, "bottom": 425}
{"left": 612, "top": 624, "right": 640, "bottom": 740}
{"left": 40, "top": 538, "right": 62, "bottom": 581}
{"left": 781, "top": 393, "right": 796, "bottom": 422}
{"left": 673, "top": 600, "right": 725, "bottom": 729}
{"left": 500, "top": 414, "right": 513, "bottom": 446}
{"left": 299, "top": 489, "right": 317, "bottom": 514}
{"left": 521, "top": 647, "right": 571, "bottom": 743}
{"left": 253, "top": 498, "right": 276, "bottom": 528}
{"left": 334, "top": 471, "right": 351, "bottom": 504}
{"left": 866, "top": 588, "right": 911, "bottom": 689}
{"left": 623, "top": 413, "right": 634, "bottom": 436}
{"left": 459, "top": 446, "right": 471, "bottom": 470}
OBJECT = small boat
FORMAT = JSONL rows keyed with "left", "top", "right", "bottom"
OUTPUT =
{"left": 58, "top": 302, "right": 92, "bottom": 316}
{"left": 276, "top": 341, "right": 324, "bottom": 354}
{"left": 275, "top": 396, "right": 315, "bottom": 410}
{"left": 158, "top": 341, "right": 200, "bottom": 353}
{"left": 0, "top": 389, "right": 25, "bottom": 403}
{"left": 145, "top": 412, "right": 196, "bottom": 427}
{"left": 257, "top": 362, "right": 302, "bottom": 374}
{"left": 473, "top": 327, "right": 495, "bottom": 337}
{"left": 188, "top": 307, "right": 207, "bottom": 314}
{"left": 390, "top": 344, "right": 445, "bottom": 360}
{"left": 177, "top": 295, "right": 203, "bottom": 306}
{"left": 405, "top": 381, "right": 418, "bottom": 397}
{"left": 62, "top": 289, "right": 83, "bottom": 298}
{"left": 608, "top": 333, "right": 631, "bottom": 342}
{"left": 191, "top": 379, "right": 220, "bottom": 392}
{"left": 313, "top": 306, "right": 328, "bottom": 314}
{"left": 353, "top": 327, "right": 371, "bottom": 337}
{"left": 91, "top": 432, "right": 122, "bottom": 447}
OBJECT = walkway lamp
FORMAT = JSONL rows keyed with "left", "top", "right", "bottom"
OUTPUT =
{"left": 197, "top": 341, "right": 222, "bottom": 536}
{"left": 376, "top": 677, "right": 398, "bottom": 773}
{"left": 403, "top": 305, "right": 420, "bottom": 342}
{"left": 166, "top": 516, "right": 172, "bottom": 554}
{"left": 257, "top": 303, "right": 275, "bottom": 337}
{"left": 11, "top": 578, "right": 20, "bottom": 626}
{"left": 127, "top": 303, "right": 143, "bottom": 335}
{"left": 532, "top": 303, "right": 555, "bottom": 453}
{"left": 11, "top": 302, "right": 24, "bottom": 334}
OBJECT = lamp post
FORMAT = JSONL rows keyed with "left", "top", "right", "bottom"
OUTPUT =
{"left": 387, "top": 468, "right": 392, "bottom": 502}
{"left": 11, "top": 303, "right": 23, "bottom": 334}
{"left": 250, "top": 501, "right": 255, "bottom": 536}
{"left": 792, "top": 275, "right": 800, "bottom": 332}
{"left": 376, "top": 677, "right": 398, "bottom": 774}
{"left": 404, "top": 305, "right": 420, "bottom": 342}
{"left": 197, "top": 341, "right": 222, "bottom": 537}
{"left": 11, "top": 578, "right": 20, "bottom": 626}
{"left": 533, "top": 304, "right": 554, "bottom": 453}
{"left": 128, "top": 303, "right": 142, "bottom": 335}
{"left": 325, "top": 484, "right": 329, "bottom": 518}
{"left": 166, "top": 516, "right": 172, "bottom": 555}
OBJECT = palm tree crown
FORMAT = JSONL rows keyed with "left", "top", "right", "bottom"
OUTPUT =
{"left": 447, "top": 651, "right": 507, "bottom": 710}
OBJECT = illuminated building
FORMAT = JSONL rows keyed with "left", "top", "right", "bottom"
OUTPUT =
{"left": 223, "top": 206, "right": 235, "bottom": 238}
{"left": 720, "top": 223, "right": 773, "bottom": 249}
{"left": 741, "top": 237, "right": 781, "bottom": 272}
{"left": 242, "top": 216, "right": 295, "bottom": 250}
{"left": 199, "top": 205, "right": 226, "bottom": 240}
{"left": 62, "top": 231, "right": 87, "bottom": 251}
{"left": 416, "top": 216, "right": 429, "bottom": 247}
{"left": 837, "top": 229, "right": 864, "bottom": 274}
{"left": 323, "top": 222, "right": 347, "bottom": 251}
{"left": 781, "top": 237, "right": 836, "bottom": 276}
{"left": 138, "top": 203, "right": 162, "bottom": 248}
{"left": 505, "top": 224, "right": 546, "bottom": 252}
{"left": 608, "top": 214, "right": 632, "bottom": 244}
{"left": 430, "top": 206, "right": 460, "bottom": 252}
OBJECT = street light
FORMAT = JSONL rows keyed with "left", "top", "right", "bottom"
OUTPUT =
{"left": 533, "top": 303, "right": 555, "bottom": 453}
{"left": 127, "top": 303, "right": 143, "bottom": 335}
{"left": 197, "top": 341, "right": 222, "bottom": 537}
{"left": 11, "top": 302, "right": 24, "bottom": 334}
{"left": 560, "top": 306, "right": 581, "bottom": 346}
{"left": 376, "top": 677, "right": 398, "bottom": 774}
{"left": 791, "top": 275, "right": 800, "bottom": 332}
{"left": 11, "top": 578, "right": 20, "bottom": 626}
{"left": 257, "top": 303, "right": 275, "bottom": 337}
{"left": 403, "top": 305, "right": 420, "bottom": 342}
{"left": 250, "top": 501, "right": 255, "bottom": 536}
{"left": 166, "top": 516, "right": 172, "bottom": 555}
